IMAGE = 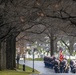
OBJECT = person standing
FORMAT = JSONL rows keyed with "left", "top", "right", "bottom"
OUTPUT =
{"left": 53, "top": 59, "right": 60, "bottom": 73}
{"left": 16, "top": 53, "right": 20, "bottom": 69}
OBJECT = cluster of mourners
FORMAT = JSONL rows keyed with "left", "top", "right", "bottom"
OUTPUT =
{"left": 44, "top": 56, "right": 76, "bottom": 73}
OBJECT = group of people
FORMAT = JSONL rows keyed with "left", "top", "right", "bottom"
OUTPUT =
{"left": 53, "top": 58, "right": 69, "bottom": 73}
{"left": 70, "top": 59, "right": 76, "bottom": 73}
{"left": 44, "top": 56, "right": 76, "bottom": 73}
{"left": 54, "top": 50, "right": 76, "bottom": 73}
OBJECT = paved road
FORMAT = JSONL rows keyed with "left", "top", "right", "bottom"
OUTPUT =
{"left": 32, "top": 74, "right": 75, "bottom": 75}
{"left": 19, "top": 60, "right": 75, "bottom": 75}
{"left": 19, "top": 60, "right": 54, "bottom": 74}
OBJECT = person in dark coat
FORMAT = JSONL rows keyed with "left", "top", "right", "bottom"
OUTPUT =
{"left": 64, "top": 64, "right": 69, "bottom": 73}
{"left": 16, "top": 54, "right": 20, "bottom": 68}
{"left": 60, "top": 61, "right": 64, "bottom": 73}
{"left": 53, "top": 59, "right": 60, "bottom": 73}
{"left": 59, "top": 58, "right": 67, "bottom": 73}
{"left": 71, "top": 61, "right": 76, "bottom": 73}
{"left": 62, "top": 58, "right": 68, "bottom": 73}
{"left": 70, "top": 60, "right": 74, "bottom": 72}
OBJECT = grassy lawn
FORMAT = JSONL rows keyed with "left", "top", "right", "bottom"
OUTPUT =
{"left": 0, "top": 65, "right": 40, "bottom": 75}
{"left": 26, "top": 58, "right": 43, "bottom": 61}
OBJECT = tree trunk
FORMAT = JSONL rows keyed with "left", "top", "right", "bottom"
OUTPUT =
{"left": 54, "top": 40, "right": 57, "bottom": 53}
{"left": 6, "top": 35, "right": 16, "bottom": 70}
{"left": 0, "top": 41, "right": 3, "bottom": 70}
{"left": 50, "top": 34, "right": 54, "bottom": 56}
{"left": 0, "top": 40, "right": 6, "bottom": 70}
{"left": 69, "top": 40, "right": 74, "bottom": 55}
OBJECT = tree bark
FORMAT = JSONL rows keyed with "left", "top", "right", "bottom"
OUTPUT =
{"left": 0, "top": 40, "right": 6, "bottom": 70}
{"left": 0, "top": 41, "right": 2, "bottom": 70}
{"left": 69, "top": 40, "right": 74, "bottom": 55}
{"left": 50, "top": 34, "right": 54, "bottom": 56}
{"left": 6, "top": 35, "right": 16, "bottom": 70}
{"left": 54, "top": 40, "right": 58, "bottom": 53}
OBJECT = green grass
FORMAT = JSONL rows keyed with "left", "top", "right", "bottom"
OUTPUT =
{"left": 0, "top": 70, "right": 28, "bottom": 75}
{"left": 26, "top": 58, "right": 43, "bottom": 61}
{"left": 0, "top": 65, "right": 40, "bottom": 75}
